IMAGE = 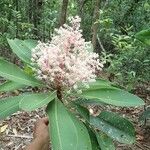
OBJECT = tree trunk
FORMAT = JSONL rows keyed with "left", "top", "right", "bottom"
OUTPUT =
{"left": 77, "top": 0, "right": 88, "bottom": 17}
{"left": 91, "top": 0, "right": 100, "bottom": 52}
{"left": 15, "top": 0, "right": 19, "bottom": 38}
{"left": 28, "top": 0, "right": 33, "bottom": 23}
{"left": 33, "top": 0, "right": 43, "bottom": 36}
{"left": 58, "top": 0, "right": 69, "bottom": 27}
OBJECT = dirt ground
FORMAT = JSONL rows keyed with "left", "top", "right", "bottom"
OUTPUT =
{"left": 0, "top": 83, "right": 149, "bottom": 150}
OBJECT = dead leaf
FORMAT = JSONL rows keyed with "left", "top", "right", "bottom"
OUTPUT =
{"left": 0, "top": 124, "right": 8, "bottom": 133}
{"left": 136, "top": 134, "right": 144, "bottom": 141}
{"left": 13, "top": 128, "right": 18, "bottom": 135}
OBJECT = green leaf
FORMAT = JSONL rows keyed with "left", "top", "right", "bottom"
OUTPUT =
{"left": 71, "top": 103, "right": 100, "bottom": 149}
{"left": 90, "top": 79, "right": 111, "bottom": 87}
{"left": 23, "top": 39, "right": 38, "bottom": 50}
{"left": 24, "top": 65, "right": 34, "bottom": 75}
{"left": 87, "top": 126, "right": 100, "bottom": 150}
{"left": 7, "top": 38, "right": 32, "bottom": 64}
{"left": 0, "top": 92, "right": 55, "bottom": 120}
{"left": 19, "top": 91, "right": 56, "bottom": 111}
{"left": 0, "top": 81, "right": 25, "bottom": 92}
{"left": 91, "top": 111, "right": 136, "bottom": 144}
{"left": 0, "top": 96, "right": 21, "bottom": 120}
{"left": 80, "top": 88, "right": 144, "bottom": 107}
{"left": 85, "top": 79, "right": 117, "bottom": 90}
{"left": 75, "top": 98, "right": 106, "bottom": 106}
{"left": 46, "top": 99, "right": 92, "bottom": 150}
{"left": 135, "top": 29, "right": 150, "bottom": 45}
{"left": 0, "top": 58, "right": 42, "bottom": 87}
{"left": 74, "top": 102, "right": 90, "bottom": 121}
{"left": 75, "top": 105, "right": 135, "bottom": 145}
{"left": 95, "top": 131, "right": 115, "bottom": 150}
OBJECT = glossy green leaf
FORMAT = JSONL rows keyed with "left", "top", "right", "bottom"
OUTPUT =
{"left": 91, "top": 111, "right": 136, "bottom": 144}
{"left": 0, "top": 92, "right": 55, "bottom": 120}
{"left": 135, "top": 29, "right": 150, "bottom": 45}
{"left": 73, "top": 102, "right": 100, "bottom": 148}
{"left": 23, "top": 39, "right": 38, "bottom": 50}
{"left": 75, "top": 98, "right": 106, "bottom": 106}
{"left": 7, "top": 38, "right": 31, "bottom": 64}
{"left": 80, "top": 88, "right": 144, "bottom": 107}
{"left": 87, "top": 79, "right": 113, "bottom": 90}
{"left": 0, "top": 81, "right": 25, "bottom": 92}
{"left": 75, "top": 105, "right": 135, "bottom": 145}
{"left": 87, "top": 126, "right": 100, "bottom": 150}
{"left": 82, "top": 79, "right": 117, "bottom": 92}
{"left": 95, "top": 131, "right": 115, "bottom": 150}
{"left": 0, "top": 58, "right": 42, "bottom": 86}
{"left": 19, "top": 91, "right": 56, "bottom": 111}
{"left": 74, "top": 104, "right": 115, "bottom": 149}
{"left": 0, "top": 96, "right": 21, "bottom": 120}
{"left": 46, "top": 99, "right": 92, "bottom": 150}
{"left": 7, "top": 39, "right": 37, "bottom": 64}
{"left": 24, "top": 65, "right": 34, "bottom": 75}
{"left": 74, "top": 102, "right": 90, "bottom": 121}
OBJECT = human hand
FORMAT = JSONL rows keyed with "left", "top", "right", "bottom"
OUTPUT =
{"left": 33, "top": 117, "right": 49, "bottom": 146}
{"left": 26, "top": 117, "right": 50, "bottom": 150}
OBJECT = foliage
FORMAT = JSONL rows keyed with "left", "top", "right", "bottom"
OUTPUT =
{"left": 0, "top": 0, "right": 149, "bottom": 149}
{"left": 96, "top": 0, "right": 150, "bottom": 89}
{"left": 135, "top": 29, "right": 150, "bottom": 45}
{"left": 107, "top": 34, "right": 150, "bottom": 89}
{"left": 0, "top": 38, "right": 144, "bottom": 150}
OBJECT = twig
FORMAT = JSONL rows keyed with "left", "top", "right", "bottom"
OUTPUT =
{"left": 15, "top": 144, "right": 22, "bottom": 150}
{"left": 97, "top": 34, "right": 105, "bottom": 51}
{"left": 117, "top": 144, "right": 127, "bottom": 147}
{"left": 143, "top": 144, "right": 150, "bottom": 150}
{"left": 136, "top": 142, "right": 145, "bottom": 150}
{"left": 7, "top": 134, "right": 33, "bottom": 139}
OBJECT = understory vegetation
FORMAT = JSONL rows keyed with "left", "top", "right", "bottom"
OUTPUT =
{"left": 0, "top": 0, "right": 150, "bottom": 89}
{"left": 0, "top": 0, "right": 150, "bottom": 150}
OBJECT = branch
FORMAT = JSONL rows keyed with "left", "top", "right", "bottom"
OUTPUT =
{"left": 7, "top": 134, "right": 33, "bottom": 139}
{"left": 97, "top": 34, "right": 105, "bottom": 52}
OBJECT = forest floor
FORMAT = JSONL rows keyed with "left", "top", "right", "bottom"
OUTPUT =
{"left": 0, "top": 82, "right": 149, "bottom": 150}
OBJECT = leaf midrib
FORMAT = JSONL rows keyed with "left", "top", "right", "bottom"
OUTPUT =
{"left": 22, "top": 92, "right": 55, "bottom": 110}
{"left": 55, "top": 100, "right": 78, "bottom": 150}
{"left": 10, "top": 40, "right": 31, "bottom": 58}
{"left": 81, "top": 95, "right": 142, "bottom": 106}
{"left": 0, "top": 70, "right": 41, "bottom": 86}
{"left": 0, "top": 99, "right": 21, "bottom": 117}
{"left": 55, "top": 100, "right": 63, "bottom": 149}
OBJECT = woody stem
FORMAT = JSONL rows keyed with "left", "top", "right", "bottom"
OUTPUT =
{"left": 57, "top": 87, "right": 63, "bottom": 102}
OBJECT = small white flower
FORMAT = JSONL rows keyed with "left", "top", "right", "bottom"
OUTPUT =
{"left": 31, "top": 58, "right": 35, "bottom": 62}
{"left": 77, "top": 90, "right": 82, "bottom": 94}
{"left": 73, "top": 84, "right": 78, "bottom": 90}
{"left": 89, "top": 108, "right": 94, "bottom": 115}
{"left": 31, "top": 16, "right": 103, "bottom": 91}
{"left": 84, "top": 84, "right": 90, "bottom": 89}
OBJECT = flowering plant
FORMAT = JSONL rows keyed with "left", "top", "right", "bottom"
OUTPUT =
{"left": 31, "top": 16, "right": 103, "bottom": 99}
{"left": 0, "top": 16, "right": 144, "bottom": 150}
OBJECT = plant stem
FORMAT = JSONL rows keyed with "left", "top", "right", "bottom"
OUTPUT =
{"left": 57, "top": 88, "right": 63, "bottom": 103}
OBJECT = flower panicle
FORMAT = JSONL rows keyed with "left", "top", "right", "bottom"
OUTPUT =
{"left": 31, "top": 16, "right": 103, "bottom": 92}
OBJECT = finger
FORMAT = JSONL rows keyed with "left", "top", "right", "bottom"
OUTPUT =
{"left": 42, "top": 117, "right": 49, "bottom": 125}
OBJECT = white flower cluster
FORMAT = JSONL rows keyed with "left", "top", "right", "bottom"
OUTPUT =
{"left": 31, "top": 16, "right": 103, "bottom": 91}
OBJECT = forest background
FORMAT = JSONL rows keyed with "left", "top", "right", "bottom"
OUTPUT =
{"left": 0, "top": 0, "right": 150, "bottom": 149}
{"left": 0, "top": 0, "right": 150, "bottom": 90}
